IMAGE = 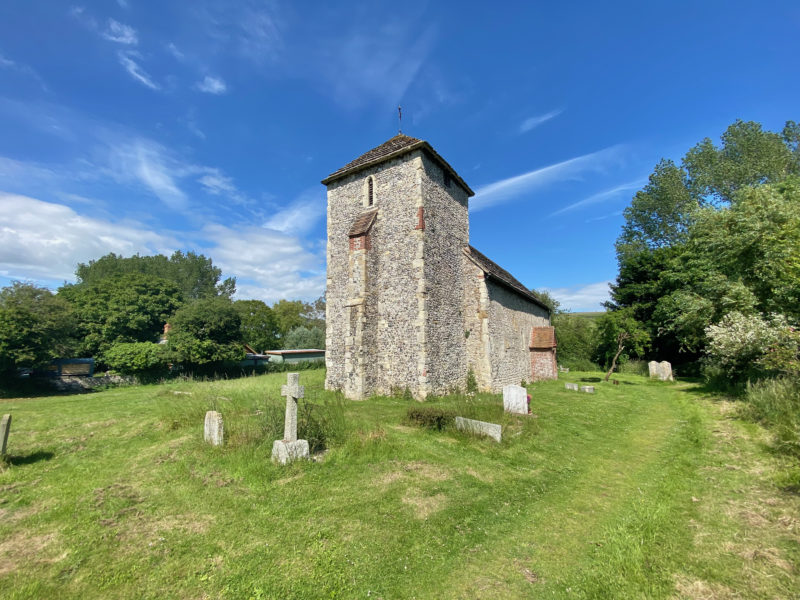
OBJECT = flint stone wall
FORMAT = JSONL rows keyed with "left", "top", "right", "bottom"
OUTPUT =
{"left": 483, "top": 279, "right": 550, "bottom": 392}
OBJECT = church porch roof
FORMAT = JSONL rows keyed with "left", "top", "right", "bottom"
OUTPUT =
{"left": 321, "top": 134, "right": 474, "bottom": 196}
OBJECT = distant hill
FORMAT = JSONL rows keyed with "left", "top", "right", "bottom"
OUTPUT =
{"left": 565, "top": 311, "right": 605, "bottom": 321}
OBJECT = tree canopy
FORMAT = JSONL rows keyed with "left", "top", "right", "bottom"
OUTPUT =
{"left": 75, "top": 251, "right": 235, "bottom": 300}
{"left": 609, "top": 119, "right": 800, "bottom": 372}
{"left": 0, "top": 283, "right": 77, "bottom": 374}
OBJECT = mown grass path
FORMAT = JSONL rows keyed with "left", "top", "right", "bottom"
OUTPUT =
{"left": 1, "top": 371, "right": 797, "bottom": 599}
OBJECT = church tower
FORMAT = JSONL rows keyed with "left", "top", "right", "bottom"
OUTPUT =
{"left": 322, "top": 135, "right": 475, "bottom": 399}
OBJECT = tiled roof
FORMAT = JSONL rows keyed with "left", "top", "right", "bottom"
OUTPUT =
{"left": 348, "top": 209, "right": 378, "bottom": 237}
{"left": 322, "top": 134, "right": 474, "bottom": 196}
{"left": 464, "top": 246, "right": 550, "bottom": 311}
{"left": 530, "top": 326, "right": 557, "bottom": 349}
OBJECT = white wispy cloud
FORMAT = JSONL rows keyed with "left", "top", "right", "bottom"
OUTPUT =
{"left": 102, "top": 19, "right": 138, "bottom": 44}
{"left": 545, "top": 281, "right": 612, "bottom": 312}
{"left": 0, "top": 52, "right": 48, "bottom": 90}
{"left": 117, "top": 51, "right": 159, "bottom": 89}
{"left": 0, "top": 193, "right": 325, "bottom": 302}
{"left": 323, "top": 21, "right": 435, "bottom": 108}
{"left": 263, "top": 189, "right": 325, "bottom": 235}
{"left": 196, "top": 75, "right": 227, "bottom": 94}
{"left": 201, "top": 223, "right": 325, "bottom": 303}
{"left": 105, "top": 139, "right": 187, "bottom": 209}
{"left": 471, "top": 145, "right": 626, "bottom": 212}
{"left": 549, "top": 180, "right": 644, "bottom": 217}
{"left": 166, "top": 42, "right": 185, "bottom": 61}
{"left": 519, "top": 109, "right": 562, "bottom": 133}
{"left": 0, "top": 192, "right": 175, "bottom": 282}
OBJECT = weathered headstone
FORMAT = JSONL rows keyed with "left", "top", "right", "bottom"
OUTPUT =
{"left": 455, "top": 416, "right": 502, "bottom": 443}
{"left": 1, "top": 414, "right": 11, "bottom": 456}
{"left": 272, "top": 373, "right": 310, "bottom": 465}
{"left": 579, "top": 385, "right": 595, "bottom": 394}
{"left": 204, "top": 411, "right": 224, "bottom": 446}
{"left": 565, "top": 383, "right": 579, "bottom": 391}
{"left": 559, "top": 366, "right": 570, "bottom": 373}
{"left": 503, "top": 384, "right": 528, "bottom": 415}
{"left": 648, "top": 360, "right": 673, "bottom": 381}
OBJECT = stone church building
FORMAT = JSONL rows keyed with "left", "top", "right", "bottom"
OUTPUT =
{"left": 322, "top": 134, "right": 557, "bottom": 400}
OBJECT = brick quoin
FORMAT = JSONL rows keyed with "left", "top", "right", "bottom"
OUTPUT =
{"left": 349, "top": 234, "right": 370, "bottom": 251}
{"left": 415, "top": 207, "right": 425, "bottom": 230}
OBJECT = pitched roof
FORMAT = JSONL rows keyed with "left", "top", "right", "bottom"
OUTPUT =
{"left": 530, "top": 326, "right": 557, "bottom": 349}
{"left": 322, "top": 134, "right": 474, "bottom": 196}
{"left": 348, "top": 209, "right": 378, "bottom": 237}
{"left": 464, "top": 246, "right": 550, "bottom": 312}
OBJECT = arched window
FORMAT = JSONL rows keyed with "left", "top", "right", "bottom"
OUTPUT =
{"left": 367, "top": 176, "right": 374, "bottom": 207}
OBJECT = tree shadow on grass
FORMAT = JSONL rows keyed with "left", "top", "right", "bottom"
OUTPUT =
{"left": 579, "top": 377, "right": 602, "bottom": 383}
{"left": 5, "top": 451, "right": 55, "bottom": 466}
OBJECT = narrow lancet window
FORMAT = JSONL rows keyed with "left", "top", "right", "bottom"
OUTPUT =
{"left": 367, "top": 177, "right": 374, "bottom": 207}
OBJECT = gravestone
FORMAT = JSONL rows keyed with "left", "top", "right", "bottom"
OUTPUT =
{"left": 648, "top": 360, "right": 674, "bottom": 381}
{"left": 272, "top": 373, "right": 310, "bottom": 465}
{"left": 565, "top": 383, "right": 578, "bottom": 391}
{"left": 204, "top": 411, "right": 224, "bottom": 446}
{"left": 503, "top": 384, "right": 528, "bottom": 414}
{"left": 579, "top": 385, "right": 595, "bottom": 394}
{"left": 559, "top": 366, "right": 570, "bottom": 373}
{"left": 455, "top": 416, "right": 502, "bottom": 443}
{"left": 1, "top": 414, "right": 10, "bottom": 456}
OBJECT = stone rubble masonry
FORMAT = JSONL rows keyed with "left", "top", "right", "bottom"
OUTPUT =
{"left": 324, "top": 140, "right": 553, "bottom": 400}
{"left": 455, "top": 416, "right": 502, "bottom": 443}
{"left": 204, "top": 411, "right": 224, "bottom": 446}
{"left": 1, "top": 414, "right": 11, "bottom": 456}
{"left": 503, "top": 384, "right": 528, "bottom": 414}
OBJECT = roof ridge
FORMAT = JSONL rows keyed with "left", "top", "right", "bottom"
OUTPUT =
{"left": 464, "top": 246, "right": 549, "bottom": 311}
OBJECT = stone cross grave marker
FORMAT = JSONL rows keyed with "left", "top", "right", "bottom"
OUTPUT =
{"left": 204, "top": 411, "right": 224, "bottom": 446}
{"left": 272, "top": 373, "right": 310, "bottom": 465}
{"left": 1, "top": 414, "right": 11, "bottom": 457}
{"left": 503, "top": 384, "right": 528, "bottom": 415}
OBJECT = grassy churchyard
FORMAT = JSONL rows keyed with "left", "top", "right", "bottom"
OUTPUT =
{"left": 1, "top": 369, "right": 798, "bottom": 599}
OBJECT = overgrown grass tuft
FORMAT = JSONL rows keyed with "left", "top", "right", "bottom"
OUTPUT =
{"left": 741, "top": 377, "right": 800, "bottom": 459}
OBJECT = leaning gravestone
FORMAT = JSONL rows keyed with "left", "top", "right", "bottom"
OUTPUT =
{"left": 455, "top": 416, "right": 502, "bottom": 443}
{"left": 503, "top": 384, "right": 528, "bottom": 415}
{"left": 579, "top": 386, "right": 595, "bottom": 394}
{"left": 204, "top": 411, "right": 224, "bottom": 446}
{"left": 648, "top": 360, "right": 674, "bottom": 381}
{"left": 1, "top": 414, "right": 11, "bottom": 456}
{"left": 565, "top": 383, "right": 579, "bottom": 391}
{"left": 272, "top": 373, "right": 310, "bottom": 465}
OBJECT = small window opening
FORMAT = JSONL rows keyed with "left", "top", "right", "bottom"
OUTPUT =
{"left": 367, "top": 177, "right": 374, "bottom": 206}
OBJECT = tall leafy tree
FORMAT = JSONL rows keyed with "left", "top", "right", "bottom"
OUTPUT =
{"left": 166, "top": 297, "right": 244, "bottom": 366}
{"left": 594, "top": 309, "right": 650, "bottom": 380}
{"left": 0, "top": 283, "right": 77, "bottom": 374}
{"left": 75, "top": 251, "right": 235, "bottom": 300}
{"left": 59, "top": 273, "right": 183, "bottom": 358}
{"left": 233, "top": 299, "right": 280, "bottom": 353}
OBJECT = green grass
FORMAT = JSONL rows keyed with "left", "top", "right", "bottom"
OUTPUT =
{"left": 1, "top": 369, "right": 797, "bottom": 599}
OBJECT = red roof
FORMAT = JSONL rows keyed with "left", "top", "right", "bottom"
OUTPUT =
{"left": 530, "top": 326, "right": 557, "bottom": 349}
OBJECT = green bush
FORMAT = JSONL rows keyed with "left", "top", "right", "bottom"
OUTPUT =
{"left": 553, "top": 314, "right": 599, "bottom": 364}
{"left": 406, "top": 406, "right": 456, "bottom": 430}
{"left": 618, "top": 359, "right": 649, "bottom": 376}
{"left": 103, "top": 341, "right": 168, "bottom": 380}
{"left": 740, "top": 377, "right": 800, "bottom": 458}
{"left": 558, "top": 357, "right": 600, "bottom": 372}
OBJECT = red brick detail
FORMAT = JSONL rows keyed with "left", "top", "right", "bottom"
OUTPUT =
{"left": 414, "top": 206, "right": 425, "bottom": 230}
{"left": 531, "top": 348, "right": 557, "bottom": 381}
{"left": 349, "top": 234, "right": 370, "bottom": 251}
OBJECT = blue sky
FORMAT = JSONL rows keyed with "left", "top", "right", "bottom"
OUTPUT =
{"left": 0, "top": 1, "right": 798, "bottom": 310}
